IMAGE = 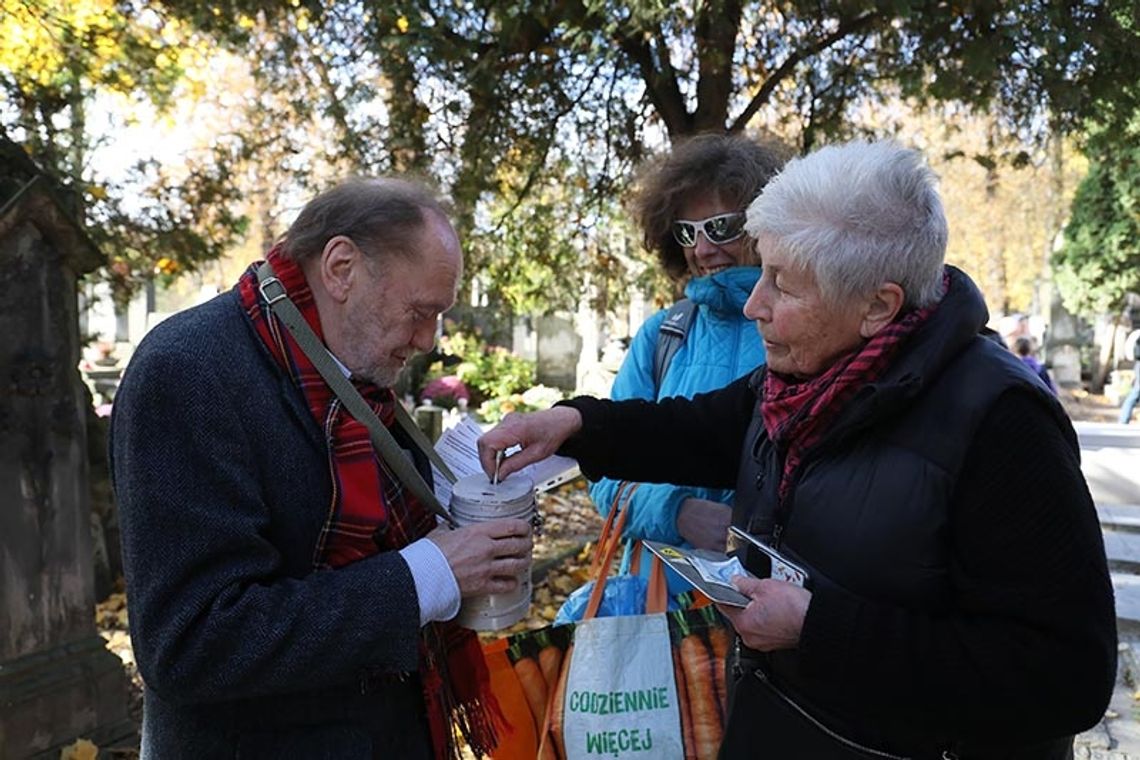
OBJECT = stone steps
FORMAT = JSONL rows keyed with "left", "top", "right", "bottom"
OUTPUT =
{"left": 1099, "top": 504, "right": 1140, "bottom": 532}
{"left": 1099, "top": 504, "right": 1140, "bottom": 624}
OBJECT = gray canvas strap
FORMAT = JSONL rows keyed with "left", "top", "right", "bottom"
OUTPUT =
{"left": 255, "top": 262, "right": 457, "bottom": 526}
{"left": 653, "top": 297, "right": 697, "bottom": 390}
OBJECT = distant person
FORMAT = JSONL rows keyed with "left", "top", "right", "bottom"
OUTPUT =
{"left": 1014, "top": 336, "right": 1057, "bottom": 394}
{"left": 1121, "top": 331, "right": 1140, "bottom": 424}
{"left": 480, "top": 140, "right": 1115, "bottom": 758}
{"left": 111, "top": 178, "right": 531, "bottom": 758}
{"left": 590, "top": 134, "right": 785, "bottom": 565}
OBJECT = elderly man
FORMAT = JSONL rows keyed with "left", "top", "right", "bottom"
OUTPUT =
{"left": 480, "top": 141, "right": 1115, "bottom": 759}
{"left": 111, "top": 178, "right": 531, "bottom": 758}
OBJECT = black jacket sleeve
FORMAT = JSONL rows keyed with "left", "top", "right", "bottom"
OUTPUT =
{"left": 556, "top": 373, "right": 757, "bottom": 489}
{"left": 798, "top": 389, "right": 1117, "bottom": 748}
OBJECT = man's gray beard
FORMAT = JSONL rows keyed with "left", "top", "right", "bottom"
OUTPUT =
{"left": 356, "top": 364, "right": 399, "bottom": 388}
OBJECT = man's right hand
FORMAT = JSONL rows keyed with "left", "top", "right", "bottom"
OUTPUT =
{"left": 476, "top": 406, "right": 583, "bottom": 482}
{"left": 427, "top": 518, "right": 533, "bottom": 598}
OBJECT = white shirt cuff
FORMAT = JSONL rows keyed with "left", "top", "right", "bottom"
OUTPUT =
{"left": 399, "top": 538, "right": 461, "bottom": 626}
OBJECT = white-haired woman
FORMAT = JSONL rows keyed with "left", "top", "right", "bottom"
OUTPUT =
{"left": 479, "top": 140, "right": 1115, "bottom": 758}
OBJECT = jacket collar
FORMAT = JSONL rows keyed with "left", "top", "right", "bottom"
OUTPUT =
{"left": 684, "top": 266, "right": 761, "bottom": 314}
{"left": 747, "top": 265, "right": 990, "bottom": 442}
{"left": 875, "top": 265, "right": 988, "bottom": 389}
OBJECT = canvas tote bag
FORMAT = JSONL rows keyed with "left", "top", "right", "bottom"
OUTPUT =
{"left": 485, "top": 483, "right": 729, "bottom": 760}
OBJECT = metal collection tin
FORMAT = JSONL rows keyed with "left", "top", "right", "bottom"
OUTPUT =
{"left": 449, "top": 473, "right": 536, "bottom": 631}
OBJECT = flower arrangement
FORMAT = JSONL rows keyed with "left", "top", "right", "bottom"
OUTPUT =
{"left": 476, "top": 384, "right": 567, "bottom": 423}
{"left": 423, "top": 328, "right": 536, "bottom": 406}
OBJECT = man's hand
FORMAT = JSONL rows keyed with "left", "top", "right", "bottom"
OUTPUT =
{"left": 676, "top": 498, "right": 732, "bottom": 551}
{"left": 427, "top": 518, "right": 533, "bottom": 598}
{"left": 716, "top": 577, "right": 811, "bottom": 652}
{"left": 476, "top": 406, "right": 583, "bottom": 482}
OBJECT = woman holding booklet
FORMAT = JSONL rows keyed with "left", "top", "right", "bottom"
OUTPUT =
{"left": 479, "top": 140, "right": 1115, "bottom": 759}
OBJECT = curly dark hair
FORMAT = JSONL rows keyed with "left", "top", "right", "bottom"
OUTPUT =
{"left": 631, "top": 133, "right": 788, "bottom": 279}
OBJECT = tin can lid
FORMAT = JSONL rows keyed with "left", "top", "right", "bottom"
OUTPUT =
{"left": 451, "top": 472, "right": 535, "bottom": 507}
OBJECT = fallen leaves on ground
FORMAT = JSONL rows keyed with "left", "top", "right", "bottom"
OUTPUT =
{"left": 59, "top": 739, "right": 98, "bottom": 760}
{"left": 1059, "top": 385, "right": 1125, "bottom": 423}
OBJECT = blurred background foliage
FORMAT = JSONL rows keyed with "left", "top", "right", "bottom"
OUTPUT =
{"left": 430, "top": 328, "right": 537, "bottom": 407}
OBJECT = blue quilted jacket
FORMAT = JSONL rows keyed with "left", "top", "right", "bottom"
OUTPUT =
{"left": 589, "top": 267, "right": 765, "bottom": 547}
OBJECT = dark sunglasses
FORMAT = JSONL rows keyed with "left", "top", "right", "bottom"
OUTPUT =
{"left": 671, "top": 212, "right": 747, "bottom": 248}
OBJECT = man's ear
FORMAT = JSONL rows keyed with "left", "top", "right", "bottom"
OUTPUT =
{"left": 859, "top": 282, "right": 906, "bottom": 339}
{"left": 318, "top": 236, "right": 360, "bottom": 303}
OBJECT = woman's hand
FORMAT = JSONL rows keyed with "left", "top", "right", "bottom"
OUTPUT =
{"left": 716, "top": 577, "right": 811, "bottom": 652}
{"left": 476, "top": 406, "right": 583, "bottom": 482}
{"left": 676, "top": 498, "right": 732, "bottom": 551}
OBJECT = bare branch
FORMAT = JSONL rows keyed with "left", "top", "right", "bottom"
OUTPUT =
{"left": 694, "top": 0, "right": 743, "bottom": 132}
{"left": 613, "top": 23, "right": 691, "bottom": 137}
{"left": 729, "top": 10, "right": 881, "bottom": 134}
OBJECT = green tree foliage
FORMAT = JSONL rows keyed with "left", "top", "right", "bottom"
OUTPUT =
{"left": 428, "top": 329, "right": 536, "bottom": 406}
{"left": 8, "top": 1, "right": 1137, "bottom": 314}
{"left": 1054, "top": 114, "right": 1140, "bottom": 316}
{"left": 0, "top": 1, "right": 250, "bottom": 303}
{"left": 153, "top": 0, "right": 1138, "bottom": 314}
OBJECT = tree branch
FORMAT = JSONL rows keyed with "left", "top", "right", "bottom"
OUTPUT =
{"left": 491, "top": 61, "right": 606, "bottom": 230}
{"left": 729, "top": 10, "right": 881, "bottom": 134}
{"left": 694, "top": 0, "right": 743, "bottom": 132}
{"left": 297, "top": 25, "right": 367, "bottom": 162}
{"left": 612, "top": 21, "right": 690, "bottom": 137}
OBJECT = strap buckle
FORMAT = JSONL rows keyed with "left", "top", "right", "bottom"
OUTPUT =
{"left": 258, "top": 275, "right": 288, "bottom": 306}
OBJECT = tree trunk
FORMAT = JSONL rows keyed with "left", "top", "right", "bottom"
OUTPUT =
{"left": 1091, "top": 318, "right": 1120, "bottom": 394}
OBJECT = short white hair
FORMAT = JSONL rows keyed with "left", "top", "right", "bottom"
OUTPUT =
{"left": 744, "top": 140, "right": 947, "bottom": 310}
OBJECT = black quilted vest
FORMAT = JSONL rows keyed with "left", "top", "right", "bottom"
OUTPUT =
{"left": 727, "top": 267, "right": 1070, "bottom": 755}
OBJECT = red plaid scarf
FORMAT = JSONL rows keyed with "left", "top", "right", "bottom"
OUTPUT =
{"left": 236, "top": 247, "right": 499, "bottom": 759}
{"left": 761, "top": 274, "right": 947, "bottom": 506}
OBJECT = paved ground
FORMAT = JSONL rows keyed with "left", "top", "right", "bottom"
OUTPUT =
{"left": 1075, "top": 637, "right": 1140, "bottom": 758}
{"left": 1074, "top": 414, "right": 1140, "bottom": 758}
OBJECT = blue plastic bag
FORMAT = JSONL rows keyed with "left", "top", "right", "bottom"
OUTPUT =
{"left": 553, "top": 544, "right": 680, "bottom": 625}
{"left": 554, "top": 574, "right": 644, "bottom": 625}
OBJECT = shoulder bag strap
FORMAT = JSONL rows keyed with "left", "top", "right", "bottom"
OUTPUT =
{"left": 653, "top": 298, "right": 697, "bottom": 391}
{"left": 256, "top": 262, "right": 457, "bottom": 526}
{"left": 583, "top": 483, "right": 640, "bottom": 619}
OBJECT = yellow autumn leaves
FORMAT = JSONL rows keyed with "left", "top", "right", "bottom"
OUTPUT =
{"left": 0, "top": 0, "right": 175, "bottom": 90}
{"left": 0, "top": 0, "right": 228, "bottom": 114}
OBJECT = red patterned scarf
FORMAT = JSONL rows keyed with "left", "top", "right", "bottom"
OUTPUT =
{"left": 236, "top": 246, "right": 500, "bottom": 759}
{"left": 761, "top": 274, "right": 947, "bottom": 505}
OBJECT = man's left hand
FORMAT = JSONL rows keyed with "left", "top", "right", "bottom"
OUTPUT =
{"left": 716, "top": 577, "right": 811, "bottom": 652}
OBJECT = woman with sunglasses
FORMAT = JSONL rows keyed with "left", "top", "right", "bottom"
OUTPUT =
{"left": 588, "top": 134, "right": 787, "bottom": 572}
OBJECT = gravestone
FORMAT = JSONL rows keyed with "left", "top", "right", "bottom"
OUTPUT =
{"left": 0, "top": 170, "right": 134, "bottom": 755}
{"left": 1051, "top": 344, "right": 1083, "bottom": 387}
{"left": 1048, "top": 291, "right": 1085, "bottom": 387}
{"left": 535, "top": 314, "right": 581, "bottom": 390}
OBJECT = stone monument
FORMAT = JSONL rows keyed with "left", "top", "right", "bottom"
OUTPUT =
{"left": 0, "top": 154, "right": 134, "bottom": 754}
{"left": 535, "top": 313, "right": 581, "bottom": 390}
{"left": 1048, "top": 290, "right": 1085, "bottom": 387}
